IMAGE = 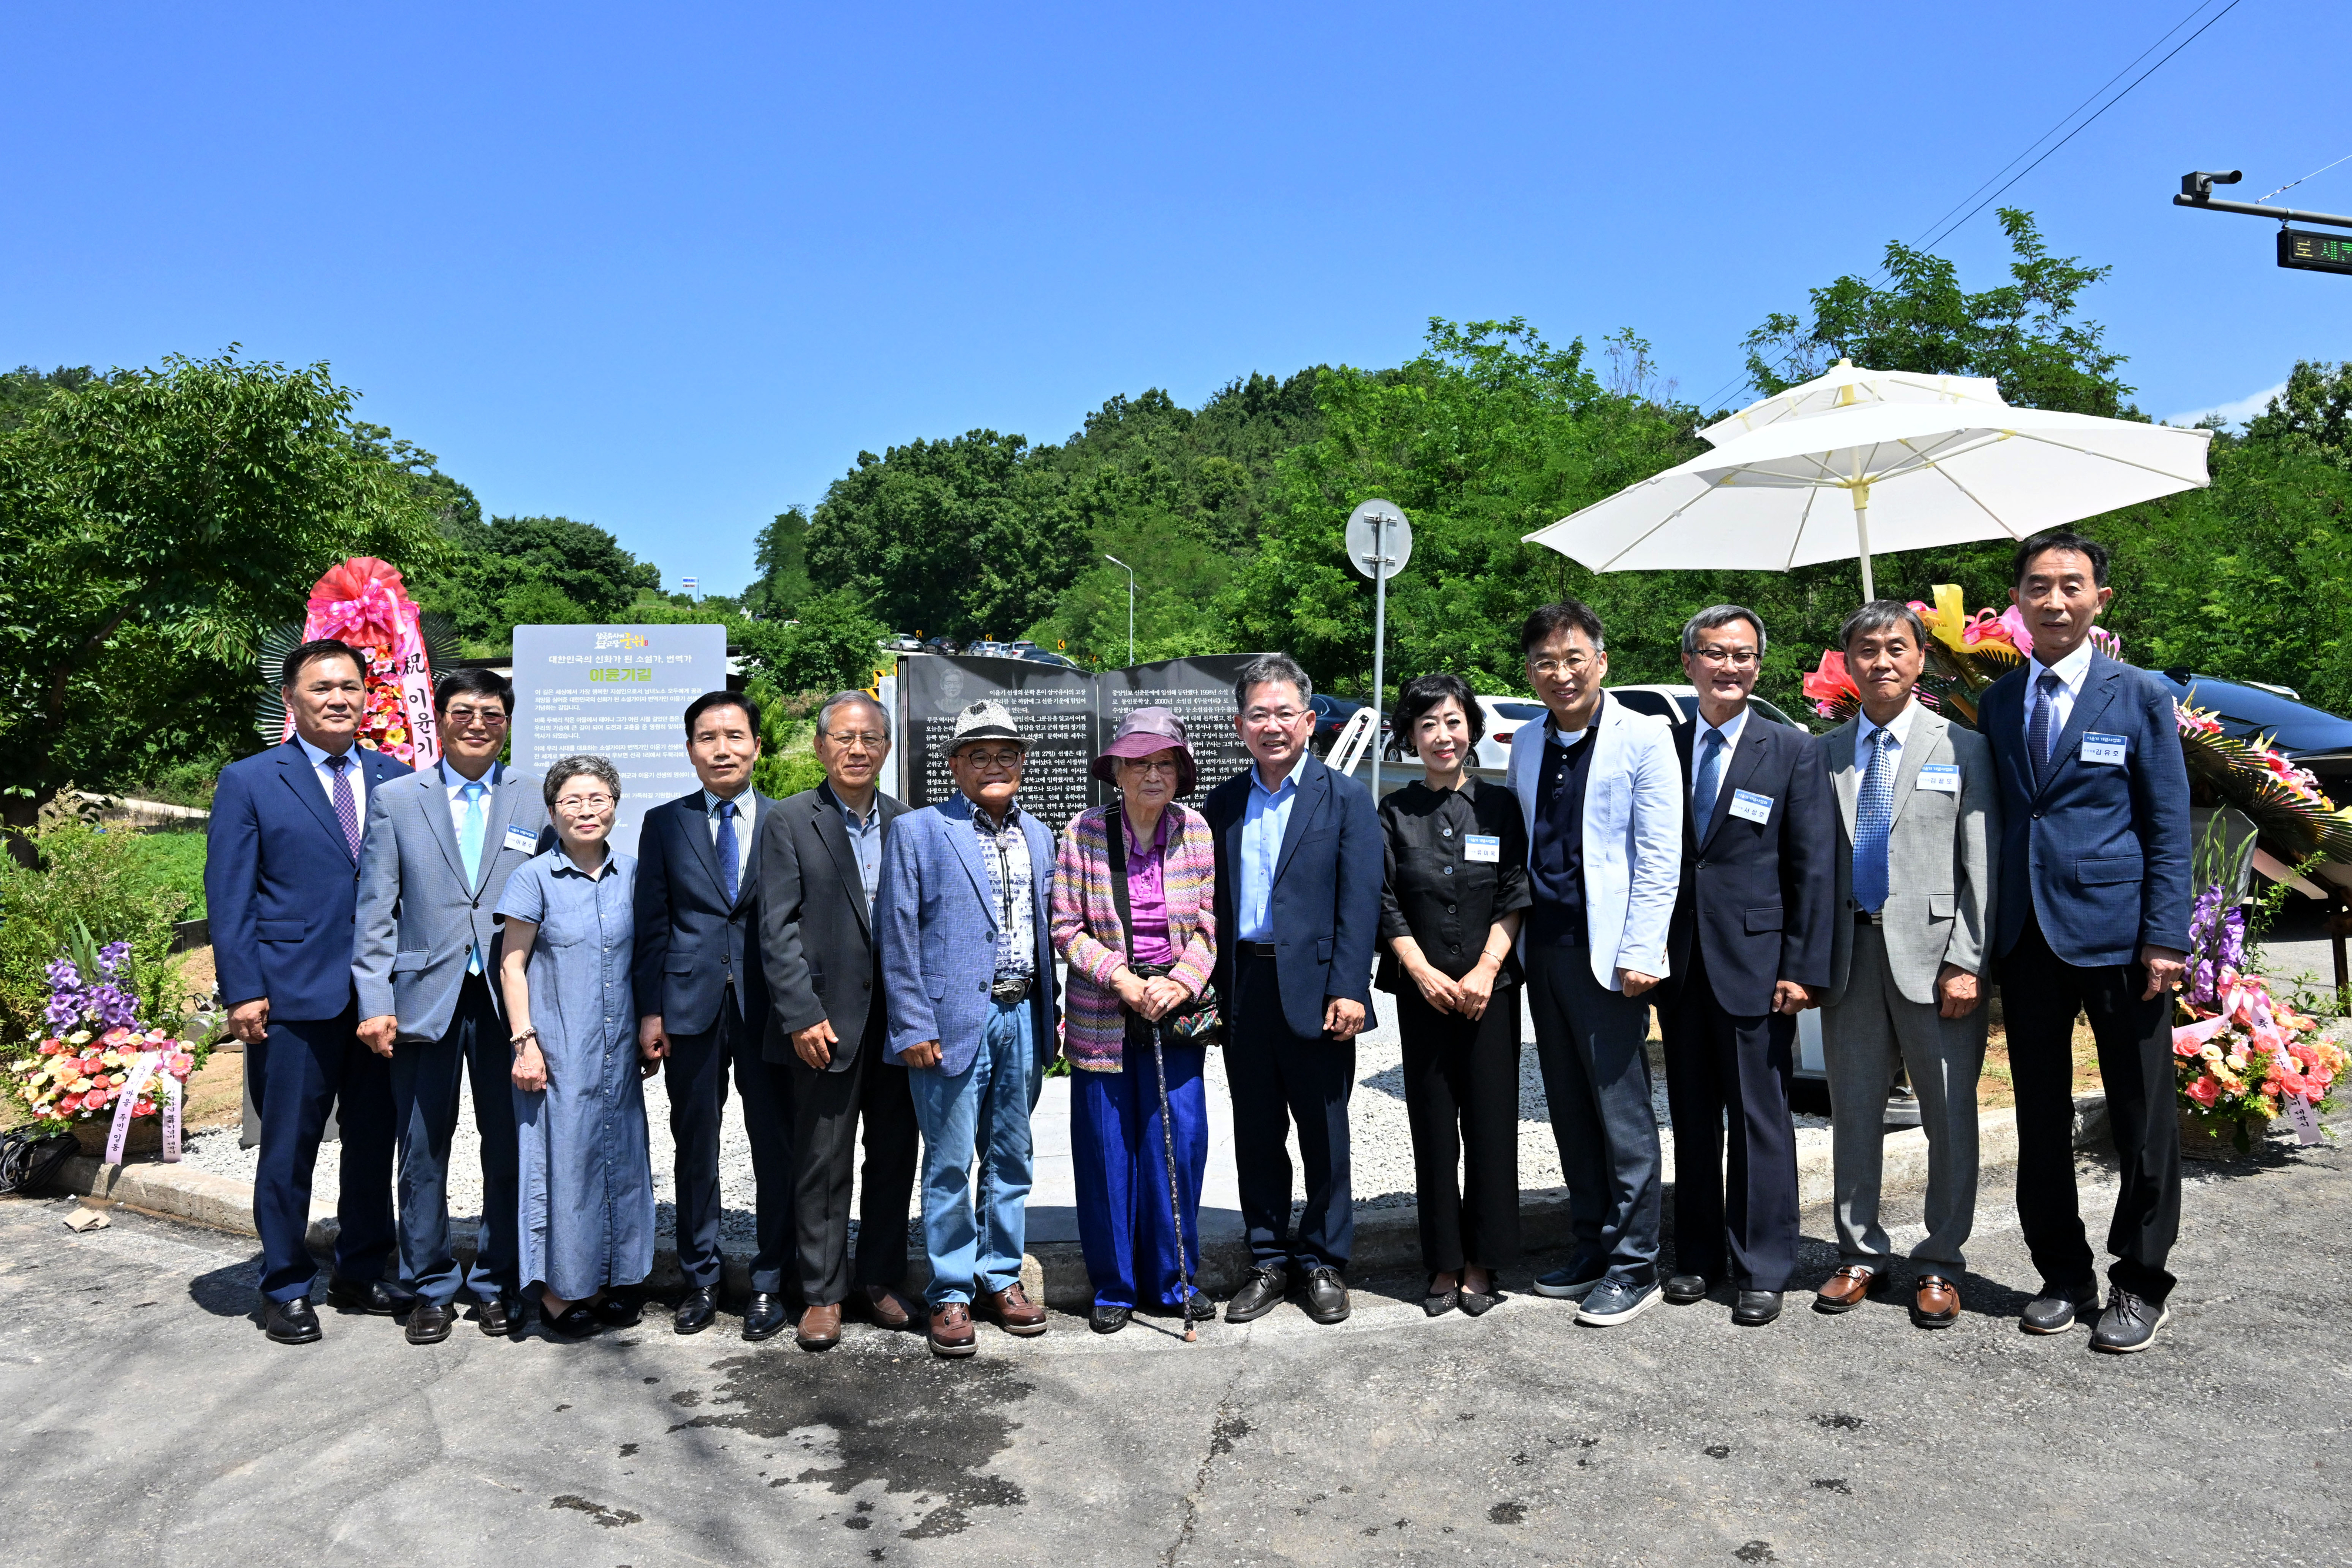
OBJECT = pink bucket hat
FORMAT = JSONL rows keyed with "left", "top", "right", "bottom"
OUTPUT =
{"left": 1092, "top": 705, "right": 1195, "bottom": 796}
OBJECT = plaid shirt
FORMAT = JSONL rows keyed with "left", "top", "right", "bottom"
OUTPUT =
{"left": 957, "top": 794, "right": 1037, "bottom": 981}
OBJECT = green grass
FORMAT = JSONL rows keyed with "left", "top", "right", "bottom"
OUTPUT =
{"left": 118, "top": 828, "right": 208, "bottom": 921}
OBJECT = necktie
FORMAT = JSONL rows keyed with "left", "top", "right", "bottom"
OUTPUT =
{"left": 717, "top": 798, "right": 740, "bottom": 904}
{"left": 1853, "top": 729, "right": 1895, "bottom": 914}
{"left": 326, "top": 753, "right": 360, "bottom": 860}
{"left": 1692, "top": 728, "right": 1726, "bottom": 828}
{"left": 2028, "top": 670, "right": 2063, "bottom": 785}
{"left": 459, "top": 781, "right": 488, "bottom": 975}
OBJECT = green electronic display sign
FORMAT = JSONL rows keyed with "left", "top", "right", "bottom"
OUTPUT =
{"left": 2278, "top": 228, "right": 2352, "bottom": 275}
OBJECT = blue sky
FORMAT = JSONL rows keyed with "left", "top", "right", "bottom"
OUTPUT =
{"left": 6, "top": 2, "right": 2346, "bottom": 596}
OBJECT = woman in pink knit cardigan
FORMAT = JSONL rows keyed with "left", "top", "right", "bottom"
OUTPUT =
{"left": 1050, "top": 706, "right": 1217, "bottom": 1335}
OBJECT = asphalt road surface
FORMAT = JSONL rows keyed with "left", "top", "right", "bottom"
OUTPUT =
{"left": 3, "top": 1128, "right": 2344, "bottom": 1568}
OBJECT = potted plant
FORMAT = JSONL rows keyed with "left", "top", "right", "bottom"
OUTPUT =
{"left": 7, "top": 927, "right": 208, "bottom": 1162}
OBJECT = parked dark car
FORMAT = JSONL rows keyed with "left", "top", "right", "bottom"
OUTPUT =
{"left": 2146, "top": 670, "right": 2352, "bottom": 801}
{"left": 1021, "top": 649, "right": 1081, "bottom": 669}
{"left": 923, "top": 635, "right": 961, "bottom": 655}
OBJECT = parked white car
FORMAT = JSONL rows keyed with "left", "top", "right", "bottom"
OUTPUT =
{"left": 1444, "top": 686, "right": 1810, "bottom": 773}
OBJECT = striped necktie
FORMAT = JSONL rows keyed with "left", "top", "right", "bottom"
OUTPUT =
{"left": 2028, "top": 671, "right": 2063, "bottom": 785}
{"left": 1853, "top": 729, "right": 1895, "bottom": 914}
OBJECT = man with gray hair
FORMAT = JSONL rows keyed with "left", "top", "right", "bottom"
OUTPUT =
{"left": 1815, "top": 601, "right": 1999, "bottom": 1329}
{"left": 756, "top": 691, "right": 923, "bottom": 1350}
{"left": 1206, "top": 653, "right": 1381, "bottom": 1326}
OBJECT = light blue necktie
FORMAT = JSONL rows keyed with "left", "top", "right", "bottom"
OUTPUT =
{"left": 1692, "top": 728, "right": 1726, "bottom": 828}
{"left": 1853, "top": 729, "right": 1895, "bottom": 914}
{"left": 717, "top": 798, "right": 740, "bottom": 904}
{"left": 459, "top": 780, "right": 487, "bottom": 974}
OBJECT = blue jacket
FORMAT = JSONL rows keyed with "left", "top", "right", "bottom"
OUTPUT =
{"left": 1979, "top": 651, "right": 2193, "bottom": 968}
{"left": 631, "top": 789, "right": 773, "bottom": 1037}
{"left": 876, "top": 794, "right": 1058, "bottom": 1075}
{"left": 205, "top": 740, "right": 414, "bottom": 1022}
{"left": 1203, "top": 753, "right": 1381, "bottom": 1041}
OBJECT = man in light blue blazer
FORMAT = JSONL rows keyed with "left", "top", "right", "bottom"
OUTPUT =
{"left": 878, "top": 700, "right": 1059, "bottom": 1358}
{"left": 1504, "top": 601, "right": 1683, "bottom": 1327}
{"left": 353, "top": 668, "right": 552, "bottom": 1344}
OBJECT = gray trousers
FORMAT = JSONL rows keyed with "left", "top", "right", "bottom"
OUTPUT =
{"left": 1526, "top": 942, "right": 1661, "bottom": 1286}
{"left": 1822, "top": 923, "right": 1985, "bottom": 1273}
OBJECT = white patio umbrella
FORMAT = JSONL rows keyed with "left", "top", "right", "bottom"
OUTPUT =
{"left": 1695, "top": 357, "right": 2007, "bottom": 447}
{"left": 1525, "top": 386, "right": 2212, "bottom": 600}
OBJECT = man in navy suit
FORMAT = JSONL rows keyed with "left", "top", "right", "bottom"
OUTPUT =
{"left": 1980, "top": 530, "right": 2191, "bottom": 1354}
{"left": 205, "top": 638, "right": 413, "bottom": 1345}
{"left": 1205, "top": 654, "right": 1381, "bottom": 1327}
{"left": 634, "top": 690, "right": 786, "bottom": 1342}
{"left": 1657, "top": 606, "right": 1835, "bottom": 1328}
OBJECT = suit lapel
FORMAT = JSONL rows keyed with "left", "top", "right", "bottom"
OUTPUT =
{"left": 1986, "top": 677, "right": 2037, "bottom": 803}
{"left": 1828, "top": 724, "right": 1860, "bottom": 841}
{"left": 1886, "top": 710, "right": 1937, "bottom": 825}
{"left": 945, "top": 801, "right": 1000, "bottom": 929}
{"left": 414, "top": 765, "right": 469, "bottom": 888}
{"left": 811, "top": 791, "right": 870, "bottom": 938}
{"left": 476, "top": 765, "right": 533, "bottom": 895}
{"left": 679, "top": 791, "right": 726, "bottom": 900}
{"left": 276, "top": 743, "right": 353, "bottom": 860}
{"left": 1272, "top": 757, "right": 1326, "bottom": 887}
{"left": 2036, "top": 658, "right": 2123, "bottom": 800}
{"left": 1700, "top": 721, "right": 1766, "bottom": 851}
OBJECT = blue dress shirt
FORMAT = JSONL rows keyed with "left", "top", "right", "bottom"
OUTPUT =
{"left": 1238, "top": 758, "right": 1302, "bottom": 942}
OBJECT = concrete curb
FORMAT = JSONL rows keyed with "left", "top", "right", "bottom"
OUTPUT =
{"left": 52, "top": 1093, "right": 2114, "bottom": 1312}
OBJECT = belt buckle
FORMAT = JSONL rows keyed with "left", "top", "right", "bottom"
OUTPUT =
{"left": 991, "top": 977, "right": 1031, "bottom": 1003}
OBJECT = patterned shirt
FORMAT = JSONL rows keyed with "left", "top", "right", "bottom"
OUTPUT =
{"left": 953, "top": 792, "right": 1036, "bottom": 981}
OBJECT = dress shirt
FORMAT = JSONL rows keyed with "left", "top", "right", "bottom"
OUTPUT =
{"left": 1690, "top": 703, "right": 1752, "bottom": 816}
{"left": 950, "top": 791, "right": 1036, "bottom": 980}
{"left": 1377, "top": 777, "right": 1531, "bottom": 983}
{"left": 1853, "top": 698, "right": 1917, "bottom": 757}
{"left": 1238, "top": 754, "right": 1306, "bottom": 942}
{"left": 2023, "top": 637, "right": 2096, "bottom": 743}
{"left": 295, "top": 733, "right": 368, "bottom": 821}
{"left": 1121, "top": 807, "right": 1176, "bottom": 968}
{"left": 701, "top": 785, "right": 756, "bottom": 890}
{"left": 438, "top": 756, "right": 502, "bottom": 838}
{"left": 820, "top": 782, "right": 884, "bottom": 912}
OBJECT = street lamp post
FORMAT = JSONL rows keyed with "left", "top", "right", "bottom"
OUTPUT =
{"left": 1105, "top": 554, "right": 1135, "bottom": 667}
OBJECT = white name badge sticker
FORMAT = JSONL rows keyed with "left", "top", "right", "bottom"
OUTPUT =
{"left": 1728, "top": 789, "right": 1774, "bottom": 824}
{"left": 1464, "top": 833, "right": 1502, "bottom": 864}
{"left": 1917, "top": 764, "right": 1961, "bottom": 793}
{"left": 503, "top": 825, "right": 540, "bottom": 854}
{"left": 2080, "top": 733, "right": 2129, "bottom": 767}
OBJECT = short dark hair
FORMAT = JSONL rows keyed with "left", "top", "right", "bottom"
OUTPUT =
{"left": 2012, "top": 529, "right": 2111, "bottom": 588}
{"left": 434, "top": 666, "right": 513, "bottom": 717}
{"left": 1394, "top": 672, "right": 1484, "bottom": 752}
{"left": 1520, "top": 600, "right": 1606, "bottom": 656}
{"left": 1681, "top": 604, "right": 1767, "bottom": 658}
{"left": 1838, "top": 599, "right": 1930, "bottom": 652}
{"left": 815, "top": 690, "right": 888, "bottom": 737}
{"left": 1234, "top": 653, "right": 1312, "bottom": 711}
{"left": 683, "top": 690, "right": 762, "bottom": 738}
{"left": 280, "top": 638, "right": 366, "bottom": 688}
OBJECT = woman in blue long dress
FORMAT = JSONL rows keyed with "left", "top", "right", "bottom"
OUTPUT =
{"left": 495, "top": 755, "right": 656, "bottom": 1336}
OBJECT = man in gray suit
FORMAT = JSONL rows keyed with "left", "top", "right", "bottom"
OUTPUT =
{"left": 354, "top": 668, "right": 552, "bottom": 1344}
{"left": 1815, "top": 601, "right": 1999, "bottom": 1329}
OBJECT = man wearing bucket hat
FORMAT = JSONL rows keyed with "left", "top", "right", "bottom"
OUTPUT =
{"left": 878, "top": 699, "right": 1060, "bottom": 1358}
{"left": 1050, "top": 707, "right": 1220, "bottom": 1336}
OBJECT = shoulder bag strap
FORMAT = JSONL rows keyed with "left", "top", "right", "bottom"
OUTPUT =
{"left": 1106, "top": 808, "right": 1135, "bottom": 969}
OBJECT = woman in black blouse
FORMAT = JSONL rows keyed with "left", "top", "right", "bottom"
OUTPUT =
{"left": 1378, "top": 673, "right": 1531, "bottom": 1318}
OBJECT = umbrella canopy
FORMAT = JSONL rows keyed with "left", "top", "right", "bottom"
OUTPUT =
{"left": 1695, "top": 358, "right": 2006, "bottom": 447}
{"left": 1525, "top": 387, "right": 2212, "bottom": 600}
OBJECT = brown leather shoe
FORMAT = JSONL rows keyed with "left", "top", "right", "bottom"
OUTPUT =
{"left": 1912, "top": 1273, "right": 1961, "bottom": 1329}
{"left": 981, "top": 1282, "right": 1048, "bottom": 1336}
{"left": 928, "top": 1302, "right": 977, "bottom": 1358}
{"left": 796, "top": 1302, "right": 843, "bottom": 1351}
{"left": 860, "top": 1283, "right": 921, "bottom": 1332}
{"left": 1812, "top": 1265, "right": 1890, "bottom": 1314}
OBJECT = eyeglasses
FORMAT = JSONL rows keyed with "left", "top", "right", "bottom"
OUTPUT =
{"left": 1528, "top": 655, "right": 1596, "bottom": 677}
{"left": 1689, "top": 647, "right": 1759, "bottom": 668}
{"left": 554, "top": 793, "right": 614, "bottom": 811}
{"left": 1242, "top": 708, "right": 1306, "bottom": 726}
{"left": 443, "top": 705, "right": 510, "bottom": 727}
{"left": 957, "top": 749, "right": 1025, "bottom": 771}
{"left": 824, "top": 730, "right": 888, "bottom": 750}
{"left": 1120, "top": 757, "right": 1181, "bottom": 775}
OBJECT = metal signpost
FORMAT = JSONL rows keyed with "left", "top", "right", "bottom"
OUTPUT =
{"left": 1344, "top": 499, "right": 1412, "bottom": 789}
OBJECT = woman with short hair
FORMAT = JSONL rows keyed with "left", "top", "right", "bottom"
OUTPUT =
{"left": 496, "top": 755, "right": 656, "bottom": 1337}
{"left": 1050, "top": 707, "right": 1218, "bottom": 1336}
{"left": 1378, "top": 673, "right": 1531, "bottom": 1317}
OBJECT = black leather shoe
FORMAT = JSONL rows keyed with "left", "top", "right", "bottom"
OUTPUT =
{"left": 675, "top": 1285, "right": 719, "bottom": 1335}
{"left": 546, "top": 1303, "right": 600, "bottom": 1338}
{"left": 262, "top": 1296, "right": 321, "bottom": 1345}
{"left": 1662, "top": 1273, "right": 1710, "bottom": 1305}
{"left": 589, "top": 1293, "right": 643, "bottom": 1328}
{"left": 1302, "top": 1267, "right": 1350, "bottom": 1325}
{"left": 326, "top": 1275, "right": 414, "bottom": 1316}
{"left": 475, "top": 1293, "right": 520, "bottom": 1337}
{"left": 1225, "top": 1265, "right": 1288, "bottom": 1324}
{"left": 405, "top": 1302, "right": 457, "bottom": 1344}
{"left": 2020, "top": 1282, "right": 2099, "bottom": 1335}
{"left": 1090, "top": 1303, "right": 1131, "bottom": 1335}
{"left": 2090, "top": 1288, "right": 2169, "bottom": 1354}
{"left": 743, "top": 1291, "right": 790, "bottom": 1342}
{"left": 1732, "top": 1290, "right": 1784, "bottom": 1326}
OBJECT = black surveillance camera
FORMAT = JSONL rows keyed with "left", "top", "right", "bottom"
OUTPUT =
{"left": 2181, "top": 169, "right": 2243, "bottom": 200}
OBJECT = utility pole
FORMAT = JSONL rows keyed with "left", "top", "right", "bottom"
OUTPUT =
{"left": 2174, "top": 169, "right": 2352, "bottom": 275}
{"left": 1105, "top": 554, "right": 1135, "bottom": 667}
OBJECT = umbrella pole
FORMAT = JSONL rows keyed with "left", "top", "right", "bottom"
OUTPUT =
{"left": 1851, "top": 484, "right": 1876, "bottom": 601}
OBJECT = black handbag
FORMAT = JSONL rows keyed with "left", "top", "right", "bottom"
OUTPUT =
{"left": 1106, "top": 808, "right": 1222, "bottom": 1048}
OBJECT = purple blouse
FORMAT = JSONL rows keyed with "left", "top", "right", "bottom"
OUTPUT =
{"left": 1124, "top": 807, "right": 1175, "bottom": 967}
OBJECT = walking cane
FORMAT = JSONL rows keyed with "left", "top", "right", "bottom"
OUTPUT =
{"left": 1148, "top": 1018, "right": 1197, "bottom": 1343}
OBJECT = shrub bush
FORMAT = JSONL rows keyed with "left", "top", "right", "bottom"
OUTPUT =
{"left": 0, "top": 794, "right": 188, "bottom": 1042}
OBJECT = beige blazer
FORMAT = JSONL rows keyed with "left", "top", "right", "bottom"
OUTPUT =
{"left": 1823, "top": 704, "right": 2000, "bottom": 1007}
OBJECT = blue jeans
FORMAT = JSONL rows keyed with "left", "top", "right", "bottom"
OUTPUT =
{"left": 905, "top": 998, "right": 1042, "bottom": 1306}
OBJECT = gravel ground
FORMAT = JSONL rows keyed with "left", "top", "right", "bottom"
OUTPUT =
{"left": 178, "top": 984, "right": 1830, "bottom": 1248}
